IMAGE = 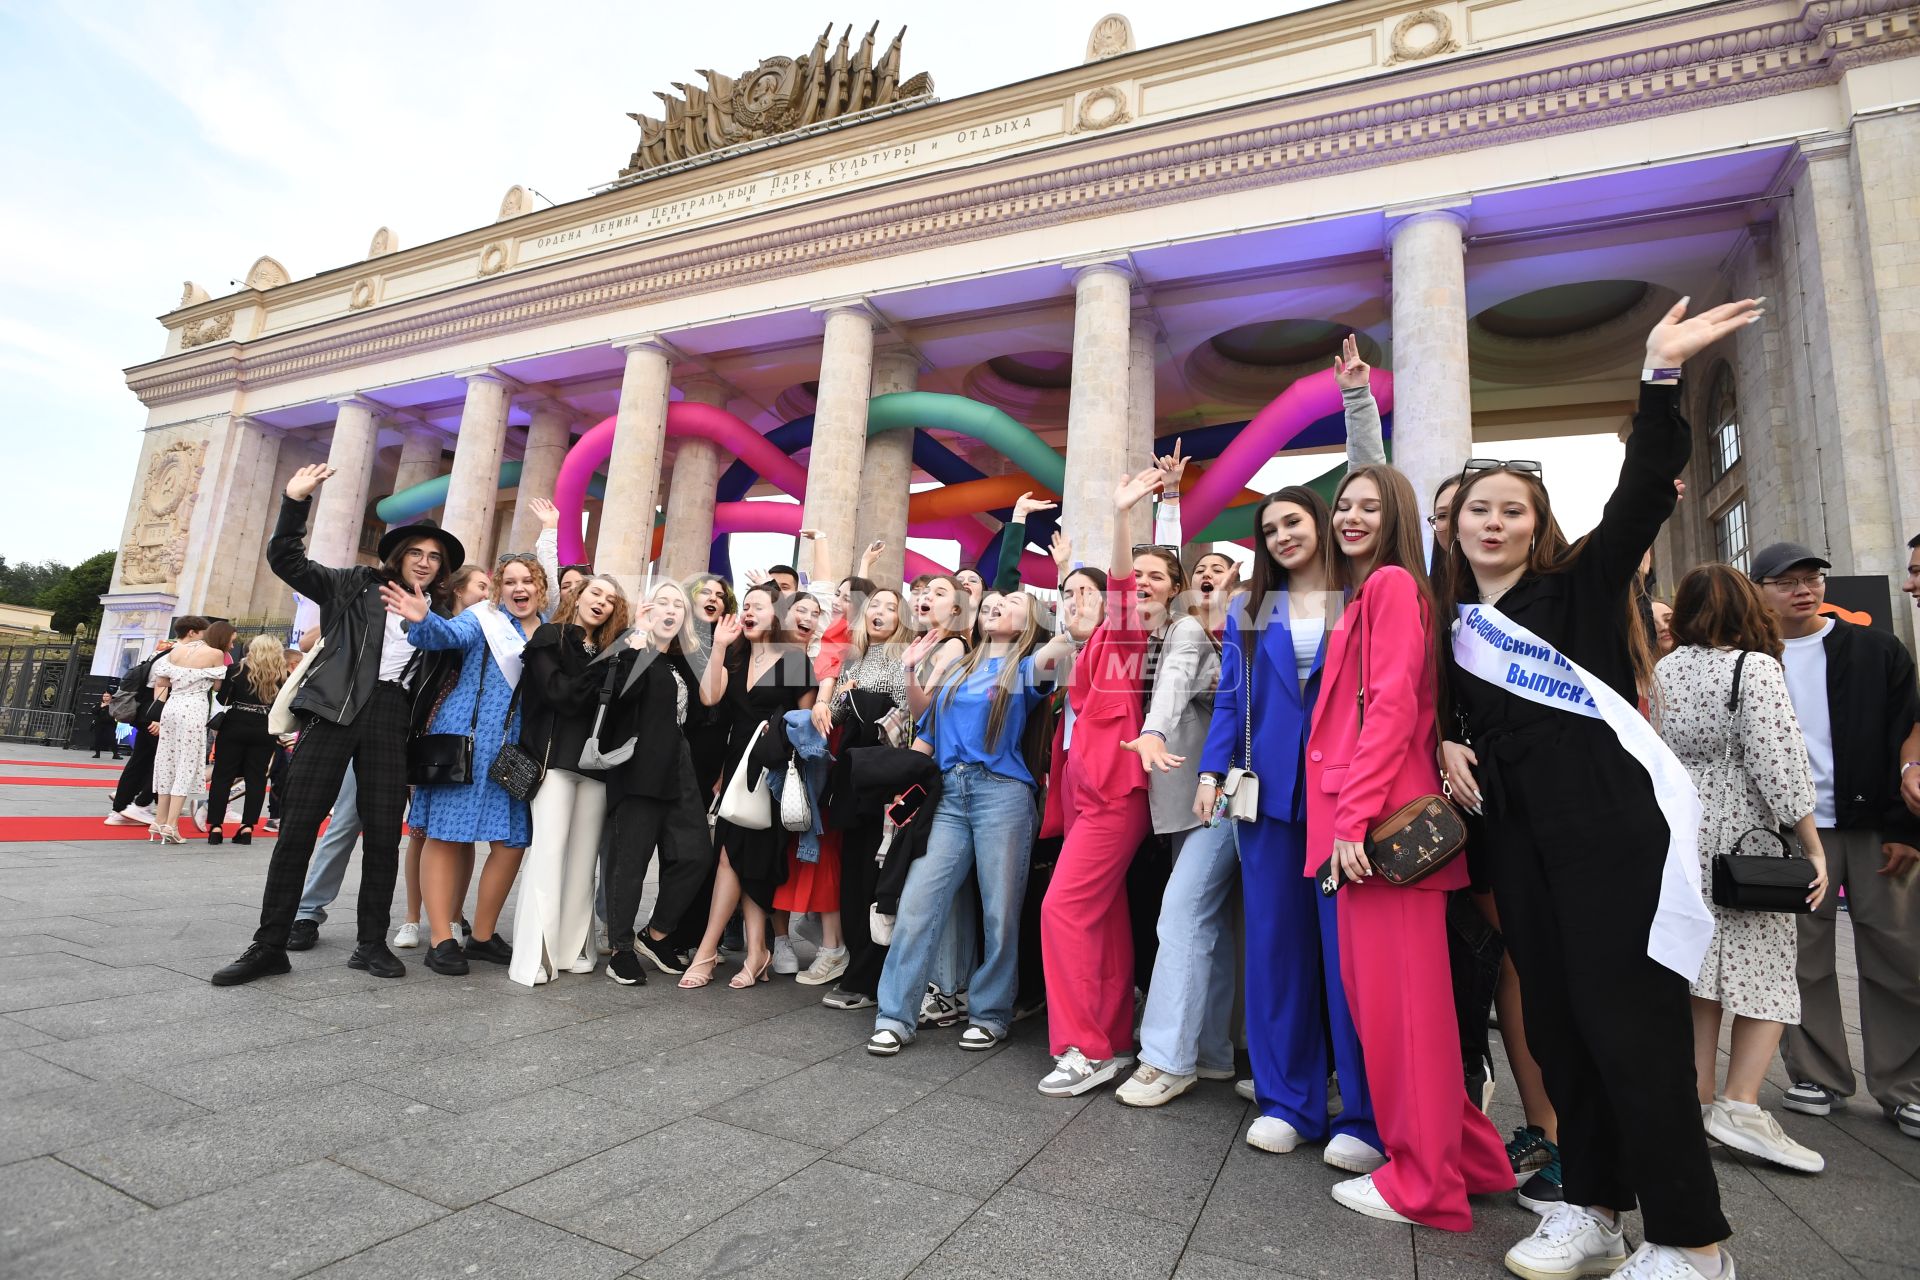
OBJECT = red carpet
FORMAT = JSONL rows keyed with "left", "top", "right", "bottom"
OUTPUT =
{"left": 0, "top": 759, "right": 125, "bottom": 770}
{"left": 0, "top": 775, "right": 115, "bottom": 788}
{"left": 0, "top": 818, "right": 306, "bottom": 844}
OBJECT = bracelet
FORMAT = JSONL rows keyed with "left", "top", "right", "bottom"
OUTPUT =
{"left": 1198, "top": 772, "right": 1223, "bottom": 787}
{"left": 1140, "top": 729, "right": 1166, "bottom": 742}
{"left": 1641, "top": 367, "right": 1683, "bottom": 383}
{"left": 1903, "top": 761, "right": 1920, "bottom": 774}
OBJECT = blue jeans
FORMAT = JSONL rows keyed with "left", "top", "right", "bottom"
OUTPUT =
{"left": 1137, "top": 819, "right": 1241, "bottom": 1077}
{"left": 296, "top": 764, "right": 362, "bottom": 924}
{"left": 876, "top": 764, "right": 1035, "bottom": 1041}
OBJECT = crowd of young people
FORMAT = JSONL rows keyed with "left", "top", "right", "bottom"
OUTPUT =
{"left": 176, "top": 298, "right": 1920, "bottom": 1280}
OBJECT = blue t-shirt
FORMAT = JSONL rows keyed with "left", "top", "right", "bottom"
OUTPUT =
{"left": 915, "top": 655, "right": 1050, "bottom": 786}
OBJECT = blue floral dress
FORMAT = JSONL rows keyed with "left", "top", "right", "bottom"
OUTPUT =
{"left": 406, "top": 608, "right": 532, "bottom": 845}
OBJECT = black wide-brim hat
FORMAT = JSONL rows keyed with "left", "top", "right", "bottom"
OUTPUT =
{"left": 377, "top": 521, "right": 466, "bottom": 570}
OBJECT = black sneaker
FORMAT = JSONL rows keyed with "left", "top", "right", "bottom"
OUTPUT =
{"left": 633, "top": 931, "right": 686, "bottom": 975}
{"left": 348, "top": 942, "right": 406, "bottom": 978}
{"left": 424, "top": 938, "right": 468, "bottom": 976}
{"left": 286, "top": 919, "right": 320, "bottom": 951}
{"left": 607, "top": 950, "right": 647, "bottom": 986}
{"left": 1517, "top": 1158, "right": 1565, "bottom": 1215}
{"left": 211, "top": 943, "right": 290, "bottom": 986}
{"left": 464, "top": 934, "right": 513, "bottom": 965}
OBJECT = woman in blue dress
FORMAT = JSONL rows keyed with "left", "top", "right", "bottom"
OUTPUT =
{"left": 381, "top": 556, "right": 547, "bottom": 976}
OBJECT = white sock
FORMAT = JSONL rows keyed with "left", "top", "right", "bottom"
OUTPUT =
{"left": 819, "top": 945, "right": 847, "bottom": 956}
{"left": 1724, "top": 1099, "right": 1762, "bottom": 1115}
{"left": 1587, "top": 1206, "right": 1620, "bottom": 1231}
{"left": 1681, "top": 1245, "right": 1725, "bottom": 1277}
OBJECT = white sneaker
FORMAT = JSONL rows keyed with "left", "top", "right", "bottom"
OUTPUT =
{"left": 120, "top": 804, "right": 156, "bottom": 826}
{"left": 1504, "top": 1203, "right": 1628, "bottom": 1280}
{"left": 795, "top": 947, "right": 847, "bottom": 986}
{"left": 190, "top": 803, "right": 208, "bottom": 832}
{"left": 1892, "top": 1102, "right": 1919, "bottom": 1139}
{"left": 1245, "top": 1115, "right": 1302, "bottom": 1153}
{"left": 772, "top": 935, "right": 800, "bottom": 975}
{"left": 105, "top": 810, "right": 143, "bottom": 826}
{"left": 1613, "top": 1243, "right": 1736, "bottom": 1279}
{"left": 1704, "top": 1100, "right": 1824, "bottom": 1173}
{"left": 1234, "top": 1078, "right": 1256, "bottom": 1102}
{"left": 1324, "top": 1133, "right": 1387, "bottom": 1173}
{"left": 918, "top": 985, "right": 964, "bottom": 1027}
{"left": 567, "top": 951, "right": 596, "bottom": 974}
{"left": 1330, "top": 1173, "right": 1414, "bottom": 1224}
{"left": 1038, "top": 1047, "right": 1132, "bottom": 1097}
{"left": 392, "top": 922, "right": 421, "bottom": 949}
{"left": 1115, "top": 1063, "right": 1197, "bottom": 1108}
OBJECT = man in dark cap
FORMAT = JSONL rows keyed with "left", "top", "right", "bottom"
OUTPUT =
{"left": 213, "top": 463, "right": 464, "bottom": 986}
{"left": 1750, "top": 541, "right": 1920, "bottom": 1141}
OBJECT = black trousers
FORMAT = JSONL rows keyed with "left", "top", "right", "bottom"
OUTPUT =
{"left": 267, "top": 746, "right": 290, "bottom": 819}
{"left": 838, "top": 819, "right": 887, "bottom": 996}
{"left": 1487, "top": 743, "right": 1729, "bottom": 1246}
{"left": 252, "top": 684, "right": 409, "bottom": 948}
{"left": 1447, "top": 888, "right": 1503, "bottom": 1101}
{"left": 606, "top": 751, "right": 714, "bottom": 944}
{"left": 208, "top": 723, "right": 275, "bottom": 828}
{"left": 111, "top": 729, "right": 158, "bottom": 811}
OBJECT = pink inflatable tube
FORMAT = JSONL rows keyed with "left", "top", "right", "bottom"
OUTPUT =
{"left": 1182, "top": 367, "right": 1395, "bottom": 536}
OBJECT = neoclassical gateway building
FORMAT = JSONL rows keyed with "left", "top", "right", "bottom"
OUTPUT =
{"left": 99, "top": 0, "right": 1920, "bottom": 671}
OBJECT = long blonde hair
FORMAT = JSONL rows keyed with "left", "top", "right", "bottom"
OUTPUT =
{"left": 929, "top": 589, "right": 1045, "bottom": 750}
{"left": 244, "top": 634, "right": 288, "bottom": 703}
{"left": 853, "top": 587, "right": 909, "bottom": 662}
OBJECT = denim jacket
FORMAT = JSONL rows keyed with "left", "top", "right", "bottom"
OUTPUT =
{"left": 770, "top": 709, "right": 833, "bottom": 862}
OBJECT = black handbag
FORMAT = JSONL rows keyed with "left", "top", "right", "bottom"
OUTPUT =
{"left": 1707, "top": 652, "right": 1818, "bottom": 913}
{"left": 487, "top": 682, "right": 547, "bottom": 801}
{"left": 407, "top": 656, "right": 485, "bottom": 787}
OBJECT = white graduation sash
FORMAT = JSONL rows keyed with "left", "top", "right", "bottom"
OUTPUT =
{"left": 1452, "top": 603, "right": 1713, "bottom": 981}
{"left": 469, "top": 601, "right": 527, "bottom": 688}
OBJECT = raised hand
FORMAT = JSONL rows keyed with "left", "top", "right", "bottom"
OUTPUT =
{"left": 744, "top": 568, "right": 768, "bottom": 588}
{"left": 285, "top": 464, "right": 335, "bottom": 501}
{"left": 1049, "top": 530, "right": 1073, "bottom": 572}
{"left": 798, "top": 528, "right": 822, "bottom": 542}
{"left": 1332, "top": 333, "right": 1370, "bottom": 391}
{"left": 713, "top": 613, "right": 744, "bottom": 649}
{"left": 378, "top": 580, "right": 430, "bottom": 623}
{"left": 1646, "top": 296, "right": 1764, "bottom": 368}
{"left": 1012, "top": 491, "right": 1058, "bottom": 523}
{"left": 528, "top": 497, "right": 560, "bottom": 531}
{"left": 860, "top": 540, "right": 885, "bottom": 574}
{"left": 1156, "top": 438, "right": 1189, "bottom": 491}
{"left": 903, "top": 631, "right": 941, "bottom": 668}
{"left": 1114, "top": 464, "right": 1168, "bottom": 512}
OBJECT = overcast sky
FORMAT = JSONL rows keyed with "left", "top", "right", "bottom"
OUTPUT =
{"left": 0, "top": 0, "right": 1620, "bottom": 573}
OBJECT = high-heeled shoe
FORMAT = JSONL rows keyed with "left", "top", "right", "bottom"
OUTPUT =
{"left": 158, "top": 825, "right": 185, "bottom": 846}
{"left": 148, "top": 825, "right": 163, "bottom": 843}
{"left": 728, "top": 953, "right": 772, "bottom": 989}
{"left": 678, "top": 951, "right": 723, "bottom": 989}
{"left": 207, "top": 827, "right": 223, "bottom": 846}
{"left": 233, "top": 826, "right": 253, "bottom": 846}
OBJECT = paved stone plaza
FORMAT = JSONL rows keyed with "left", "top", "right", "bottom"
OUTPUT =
{"left": 1, "top": 741, "right": 1912, "bottom": 1279}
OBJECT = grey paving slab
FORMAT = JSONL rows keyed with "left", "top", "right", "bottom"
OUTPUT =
{"left": 0, "top": 1157, "right": 147, "bottom": 1267}
{"left": 711, "top": 1000, "right": 890, "bottom": 1064}
{"left": 1187, "top": 1136, "right": 1417, "bottom": 1280}
{"left": 21, "top": 1158, "right": 446, "bottom": 1280}
{"left": 366, "top": 1011, "right": 662, "bottom": 1113}
{"left": 59, "top": 1079, "right": 451, "bottom": 1207}
{"left": 0, "top": 1079, "right": 208, "bottom": 1164}
{"left": 133, "top": 1023, "right": 426, "bottom": 1110}
{"left": 1727, "top": 1139, "right": 1917, "bottom": 1270}
{"left": 0, "top": 958, "right": 198, "bottom": 1014}
{"left": 0, "top": 1013, "right": 54, "bottom": 1049}
{"left": 495, "top": 1115, "right": 824, "bottom": 1260}
{"left": 910, "top": 1185, "right": 1188, "bottom": 1280}
{"left": 836, "top": 1086, "right": 1076, "bottom": 1199}
{"left": 702, "top": 1056, "right": 937, "bottom": 1150}
{"left": 567, "top": 1036, "right": 808, "bottom": 1118}
{"left": 10, "top": 979, "right": 292, "bottom": 1040}
{"left": 307, "top": 1202, "right": 638, "bottom": 1280}
{"left": 1010, "top": 1090, "right": 1240, "bottom": 1228}
{"left": 24, "top": 1005, "right": 333, "bottom": 1079}
{"left": 0, "top": 931, "right": 83, "bottom": 958}
{"left": 636, "top": 1159, "right": 977, "bottom": 1280}
{"left": 0, "top": 1047, "right": 97, "bottom": 1098}
{"left": 337, "top": 1085, "right": 660, "bottom": 1208}
{"left": 1170, "top": 1251, "right": 1314, "bottom": 1280}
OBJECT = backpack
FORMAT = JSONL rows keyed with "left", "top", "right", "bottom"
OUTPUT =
{"left": 108, "top": 658, "right": 153, "bottom": 724}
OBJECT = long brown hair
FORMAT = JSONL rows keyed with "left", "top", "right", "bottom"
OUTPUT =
{"left": 1444, "top": 464, "right": 1656, "bottom": 689}
{"left": 1331, "top": 466, "right": 1442, "bottom": 707}
{"left": 1669, "top": 564, "right": 1783, "bottom": 660}
{"left": 201, "top": 620, "right": 237, "bottom": 655}
{"left": 930, "top": 589, "right": 1045, "bottom": 750}
{"left": 381, "top": 536, "right": 454, "bottom": 615}
{"left": 1245, "top": 486, "right": 1330, "bottom": 612}
{"left": 554, "top": 573, "right": 631, "bottom": 653}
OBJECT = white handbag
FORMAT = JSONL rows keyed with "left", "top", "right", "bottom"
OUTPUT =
{"left": 779, "top": 756, "right": 812, "bottom": 832}
{"left": 268, "top": 635, "right": 321, "bottom": 736}
{"left": 713, "top": 721, "right": 774, "bottom": 830}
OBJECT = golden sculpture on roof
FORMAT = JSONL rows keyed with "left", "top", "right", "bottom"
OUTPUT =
{"left": 620, "top": 23, "right": 933, "bottom": 177}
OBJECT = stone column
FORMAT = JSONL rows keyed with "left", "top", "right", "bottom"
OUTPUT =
{"left": 596, "top": 338, "right": 674, "bottom": 596}
{"left": 1127, "top": 312, "right": 1159, "bottom": 548}
{"left": 310, "top": 397, "right": 381, "bottom": 567}
{"left": 855, "top": 347, "right": 919, "bottom": 585}
{"left": 506, "top": 400, "right": 574, "bottom": 554}
{"left": 1060, "top": 263, "right": 1134, "bottom": 572}
{"left": 659, "top": 377, "right": 729, "bottom": 582}
{"left": 801, "top": 305, "right": 876, "bottom": 581}
{"left": 441, "top": 371, "right": 511, "bottom": 566}
{"left": 1388, "top": 207, "right": 1475, "bottom": 521}
{"left": 391, "top": 425, "right": 445, "bottom": 515}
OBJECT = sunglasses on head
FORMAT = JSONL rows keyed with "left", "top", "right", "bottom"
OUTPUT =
{"left": 1460, "top": 458, "right": 1544, "bottom": 481}
{"left": 1131, "top": 543, "right": 1182, "bottom": 558}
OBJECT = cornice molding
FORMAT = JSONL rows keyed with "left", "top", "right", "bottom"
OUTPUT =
{"left": 125, "top": 2, "right": 1920, "bottom": 408}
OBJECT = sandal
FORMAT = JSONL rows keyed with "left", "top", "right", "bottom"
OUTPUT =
{"left": 728, "top": 953, "right": 771, "bottom": 989}
{"left": 233, "top": 826, "right": 253, "bottom": 846}
{"left": 677, "top": 951, "right": 723, "bottom": 989}
{"left": 866, "top": 1029, "right": 905, "bottom": 1057}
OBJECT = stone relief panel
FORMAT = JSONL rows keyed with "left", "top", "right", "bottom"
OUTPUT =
{"left": 119, "top": 437, "right": 208, "bottom": 589}
{"left": 1073, "top": 84, "right": 1134, "bottom": 133}
{"left": 180, "top": 312, "right": 234, "bottom": 348}
{"left": 1085, "top": 14, "right": 1135, "bottom": 63}
{"left": 368, "top": 226, "right": 397, "bottom": 257}
{"left": 1386, "top": 9, "right": 1459, "bottom": 65}
{"left": 245, "top": 255, "right": 291, "bottom": 290}
{"left": 178, "top": 281, "right": 209, "bottom": 308}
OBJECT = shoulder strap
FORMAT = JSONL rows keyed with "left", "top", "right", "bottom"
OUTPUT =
{"left": 1727, "top": 649, "right": 1750, "bottom": 714}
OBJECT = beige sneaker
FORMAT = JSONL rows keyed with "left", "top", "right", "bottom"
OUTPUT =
{"left": 1704, "top": 1099, "right": 1824, "bottom": 1173}
{"left": 1115, "top": 1063, "right": 1196, "bottom": 1108}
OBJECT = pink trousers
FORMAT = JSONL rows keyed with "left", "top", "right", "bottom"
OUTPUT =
{"left": 1338, "top": 881, "right": 1514, "bottom": 1231}
{"left": 1041, "top": 758, "right": 1152, "bottom": 1060}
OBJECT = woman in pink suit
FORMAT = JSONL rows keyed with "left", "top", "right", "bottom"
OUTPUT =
{"left": 1307, "top": 463, "right": 1512, "bottom": 1230}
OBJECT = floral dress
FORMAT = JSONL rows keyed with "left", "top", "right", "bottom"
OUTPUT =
{"left": 149, "top": 651, "right": 224, "bottom": 797}
{"left": 405, "top": 608, "right": 532, "bottom": 846}
{"left": 1654, "top": 645, "right": 1816, "bottom": 1022}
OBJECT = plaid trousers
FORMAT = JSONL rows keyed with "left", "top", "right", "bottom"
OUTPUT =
{"left": 253, "top": 683, "right": 410, "bottom": 947}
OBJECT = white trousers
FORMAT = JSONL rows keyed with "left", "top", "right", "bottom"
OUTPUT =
{"left": 508, "top": 771, "right": 607, "bottom": 988}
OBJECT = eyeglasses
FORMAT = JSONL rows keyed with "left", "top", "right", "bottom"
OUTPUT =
{"left": 494, "top": 551, "right": 539, "bottom": 567}
{"left": 1425, "top": 514, "right": 1448, "bottom": 529}
{"left": 1762, "top": 572, "right": 1827, "bottom": 592}
{"left": 1460, "top": 458, "right": 1543, "bottom": 480}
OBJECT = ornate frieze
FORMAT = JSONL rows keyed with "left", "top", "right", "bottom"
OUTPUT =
{"left": 179, "top": 312, "right": 233, "bottom": 348}
{"left": 118, "top": 438, "right": 207, "bottom": 588}
{"left": 127, "top": 1, "right": 1920, "bottom": 407}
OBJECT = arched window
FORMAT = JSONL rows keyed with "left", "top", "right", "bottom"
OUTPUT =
{"left": 1706, "top": 362, "right": 1741, "bottom": 481}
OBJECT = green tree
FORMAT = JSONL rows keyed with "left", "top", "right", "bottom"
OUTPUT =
{"left": 0, "top": 556, "right": 67, "bottom": 606}
{"left": 36, "top": 550, "right": 115, "bottom": 634}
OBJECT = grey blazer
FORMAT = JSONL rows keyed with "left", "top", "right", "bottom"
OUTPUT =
{"left": 1141, "top": 615, "right": 1219, "bottom": 835}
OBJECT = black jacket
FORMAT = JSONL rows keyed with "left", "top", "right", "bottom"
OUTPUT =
{"left": 595, "top": 640, "right": 699, "bottom": 808}
{"left": 267, "top": 493, "right": 451, "bottom": 728}
{"left": 1818, "top": 617, "right": 1920, "bottom": 844}
{"left": 519, "top": 624, "right": 609, "bottom": 780}
{"left": 841, "top": 746, "right": 943, "bottom": 913}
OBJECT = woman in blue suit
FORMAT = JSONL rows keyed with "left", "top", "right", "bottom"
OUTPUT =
{"left": 1195, "top": 338, "right": 1387, "bottom": 1170}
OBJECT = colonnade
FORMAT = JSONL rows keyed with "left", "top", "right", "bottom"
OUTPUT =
{"left": 302, "top": 210, "right": 1478, "bottom": 592}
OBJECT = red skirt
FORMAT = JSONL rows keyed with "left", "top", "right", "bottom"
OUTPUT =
{"left": 773, "top": 829, "right": 842, "bottom": 913}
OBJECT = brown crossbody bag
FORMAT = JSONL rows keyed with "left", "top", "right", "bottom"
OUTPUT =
{"left": 1354, "top": 608, "right": 1467, "bottom": 887}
